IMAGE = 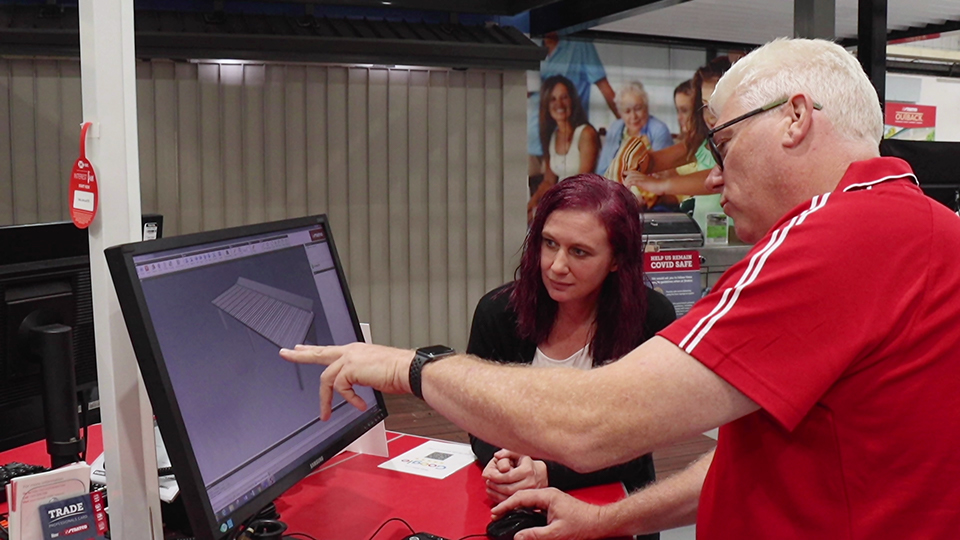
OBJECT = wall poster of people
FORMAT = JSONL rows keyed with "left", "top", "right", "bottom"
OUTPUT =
{"left": 526, "top": 35, "right": 742, "bottom": 238}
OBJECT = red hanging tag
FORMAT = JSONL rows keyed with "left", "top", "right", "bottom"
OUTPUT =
{"left": 69, "top": 122, "right": 99, "bottom": 229}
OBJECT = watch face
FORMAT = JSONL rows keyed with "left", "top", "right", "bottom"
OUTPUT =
{"left": 419, "top": 345, "right": 454, "bottom": 358}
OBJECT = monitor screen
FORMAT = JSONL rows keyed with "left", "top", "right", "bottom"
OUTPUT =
{"left": 105, "top": 215, "right": 386, "bottom": 539}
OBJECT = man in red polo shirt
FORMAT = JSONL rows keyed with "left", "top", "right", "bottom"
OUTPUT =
{"left": 281, "top": 38, "right": 960, "bottom": 538}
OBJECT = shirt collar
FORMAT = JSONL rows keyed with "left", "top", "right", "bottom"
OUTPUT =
{"left": 838, "top": 156, "right": 919, "bottom": 193}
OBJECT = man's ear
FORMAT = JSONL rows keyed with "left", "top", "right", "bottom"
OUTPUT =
{"left": 782, "top": 94, "right": 816, "bottom": 149}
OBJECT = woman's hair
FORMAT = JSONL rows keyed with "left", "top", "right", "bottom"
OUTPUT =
{"left": 685, "top": 57, "right": 733, "bottom": 160}
{"left": 539, "top": 75, "right": 589, "bottom": 158}
{"left": 510, "top": 174, "right": 649, "bottom": 365}
{"left": 674, "top": 79, "right": 693, "bottom": 98}
{"left": 711, "top": 38, "right": 883, "bottom": 145}
{"left": 615, "top": 81, "right": 650, "bottom": 111}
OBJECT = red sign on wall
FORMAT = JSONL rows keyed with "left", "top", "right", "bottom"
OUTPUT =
{"left": 69, "top": 122, "right": 99, "bottom": 229}
{"left": 643, "top": 250, "right": 701, "bottom": 273}
{"left": 885, "top": 103, "right": 937, "bottom": 128}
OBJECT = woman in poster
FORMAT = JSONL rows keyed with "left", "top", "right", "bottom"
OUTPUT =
{"left": 595, "top": 81, "right": 674, "bottom": 177}
{"left": 673, "top": 79, "right": 696, "bottom": 140}
{"left": 622, "top": 57, "right": 734, "bottom": 231}
{"left": 527, "top": 75, "right": 600, "bottom": 221}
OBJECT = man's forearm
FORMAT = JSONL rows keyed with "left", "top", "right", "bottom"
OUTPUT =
{"left": 421, "top": 356, "right": 583, "bottom": 462}
{"left": 419, "top": 355, "right": 644, "bottom": 470}
{"left": 417, "top": 338, "right": 750, "bottom": 473}
{"left": 599, "top": 449, "right": 714, "bottom": 537}
{"left": 286, "top": 339, "right": 752, "bottom": 477}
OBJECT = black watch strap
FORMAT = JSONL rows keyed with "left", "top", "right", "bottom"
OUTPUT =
{"left": 409, "top": 345, "right": 456, "bottom": 400}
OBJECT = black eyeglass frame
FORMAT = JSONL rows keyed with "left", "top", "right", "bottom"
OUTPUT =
{"left": 706, "top": 97, "right": 823, "bottom": 170}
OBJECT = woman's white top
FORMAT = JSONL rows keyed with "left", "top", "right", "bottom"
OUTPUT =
{"left": 549, "top": 124, "right": 587, "bottom": 181}
{"left": 532, "top": 345, "right": 593, "bottom": 370}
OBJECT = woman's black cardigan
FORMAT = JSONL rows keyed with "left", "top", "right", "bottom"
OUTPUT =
{"left": 466, "top": 282, "right": 677, "bottom": 494}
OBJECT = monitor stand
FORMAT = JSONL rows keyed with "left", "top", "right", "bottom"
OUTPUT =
{"left": 24, "top": 320, "right": 84, "bottom": 468}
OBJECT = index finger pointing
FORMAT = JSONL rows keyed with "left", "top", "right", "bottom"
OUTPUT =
{"left": 279, "top": 344, "right": 343, "bottom": 366}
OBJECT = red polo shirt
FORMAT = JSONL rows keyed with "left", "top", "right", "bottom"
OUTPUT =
{"left": 660, "top": 157, "right": 960, "bottom": 538}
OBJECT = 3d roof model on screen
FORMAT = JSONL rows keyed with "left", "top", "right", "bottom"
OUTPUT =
{"left": 212, "top": 277, "right": 317, "bottom": 390}
{"left": 212, "top": 277, "right": 316, "bottom": 350}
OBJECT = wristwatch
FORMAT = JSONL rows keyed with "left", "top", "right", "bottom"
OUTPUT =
{"left": 409, "top": 345, "right": 456, "bottom": 400}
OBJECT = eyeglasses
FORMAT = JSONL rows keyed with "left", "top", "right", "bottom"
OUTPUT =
{"left": 706, "top": 97, "right": 823, "bottom": 170}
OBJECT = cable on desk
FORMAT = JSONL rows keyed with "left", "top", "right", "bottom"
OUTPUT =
{"left": 368, "top": 517, "right": 416, "bottom": 539}
{"left": 79, "top": 389, "right": 90, "bottom": 463}
{"left": 284, "top": 533, "right": 319, "bottom": 540}
{"left": 227, "top": 502, "right": 287, "bottom": 540}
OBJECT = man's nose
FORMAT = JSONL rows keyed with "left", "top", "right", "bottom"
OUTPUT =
{"left": 705, "top": 166, "right": 724, "bottom": 193}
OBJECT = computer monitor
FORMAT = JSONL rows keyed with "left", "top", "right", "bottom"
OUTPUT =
{"left": 880, "top": 139, "right": 960, "bottom": 212}
{"left": 0, "top": 215, "right": 164, "bottom": 454}
{"left": 105, "top": 214, "right": 386, "bottom": 540}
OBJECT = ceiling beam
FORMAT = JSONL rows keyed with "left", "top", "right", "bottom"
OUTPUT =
{"left": 574, "top": 30, "right": 756, "bottom": 53}
{"left": 529, "top": 0, "right": 689, "bottom": 37}
{"left": 887, "top": 59, "right": 960, "bottom": 78}
{"left": 0, "top": 6, "right": 547, "bottom": 71}
{"left": 224, "top": 0, "right": 563, "bottom": 16}
{"left": 839, "top": 18, "right": 960, "bottom": 47}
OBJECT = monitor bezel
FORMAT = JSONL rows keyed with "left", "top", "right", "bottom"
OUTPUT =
{"left": 105, "top": 214, "right": 387, "bottom": 539}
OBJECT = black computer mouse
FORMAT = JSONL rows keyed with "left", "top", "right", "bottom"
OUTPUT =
{"left": 486, "top": 508, "right": 548, "bottom": 540}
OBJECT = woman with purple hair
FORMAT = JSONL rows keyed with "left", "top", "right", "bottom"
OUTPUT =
{"left": 468, "top": 174, "right": 675, "bottom": 529}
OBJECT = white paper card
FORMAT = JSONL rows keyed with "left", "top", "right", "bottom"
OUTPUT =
{"left": 72, "top": 190, "right": 94, "bottom": 212}
{"left": 377, "top": 440, "right": 476, "bottom": 480}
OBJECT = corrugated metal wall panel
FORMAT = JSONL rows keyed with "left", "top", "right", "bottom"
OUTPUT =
{"left": 387, "top": 69, "right": 411, "bottom": 349}
{"left": 427, "top": 70, "right": 448, "bottom": 345}
{"left": 0, "top": 58, "right": 522, "bottom": 351}
{"left": 221, "top": 64, "right": 245, "bottom": 229}
{"left": 35, "top": 60, "right": 62, "bottom": 223}
{"left": 198, "top": 63, "right": 224, "bottom": 231}
{"left": 407, "top": 69, "right": 431, "bottom": 349}
{"left": 0, "top": 61, "right": 11, "bottom": 224}
{"left": 446, "top": 71, "right": 468, "bottom": 351}
{"left": 464, "top": 71, "right": 488, "bottom": 329}
{"left": 59, "top": 62, "right": 82, "bottom": 219}
{"left": 368, "top": 69, "right": 391, "bottom": 347}
{"left": 11, "top": 61, "right": 38, "bottom": 224}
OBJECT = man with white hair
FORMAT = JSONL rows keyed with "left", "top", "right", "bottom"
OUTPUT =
{"left": 281, "top": 38, "right": 960, "bottom": 538}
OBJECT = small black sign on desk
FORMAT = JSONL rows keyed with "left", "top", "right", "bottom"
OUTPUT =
{"left": 641, "top": 212, "right": 703, "bottom": 250}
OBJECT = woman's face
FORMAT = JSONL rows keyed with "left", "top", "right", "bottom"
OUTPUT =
{"left": 674, "top": 91, "right": 695, "bottom": 136}
{"left": 540, "top": 209, "right": 617, "bottom": 307}
{"left": 619, "top": 92, "right": 649, "bottom": 137}
{"left": 701, "top": 79, "right": 719, "bottom": 128}
{"left": 548, "top": 83, "right": 572, "bottom": 124}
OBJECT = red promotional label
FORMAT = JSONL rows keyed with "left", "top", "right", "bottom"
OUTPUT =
{"left": 884, "top": 103, "right": 937, "bottom": 128}
{"left": 69, "top": 122, "right": 98, "bottom": 229}
{"left": 643, "top": 250, "right": 701, "bottom": 273}
{"left": 92, "top": 491, "right": 108, "bottom": 535}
